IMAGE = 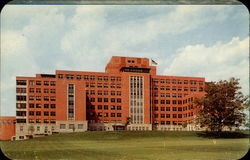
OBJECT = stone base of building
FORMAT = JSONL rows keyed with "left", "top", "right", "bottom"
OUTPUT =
{"left": 127, "top": 124, "right": 152, "bottom": 131}
{"left": 156, "top": 124, "right": 201, "bottom": 131}
{"left": 14, "top": 120, "right": 88, "bottom": 140}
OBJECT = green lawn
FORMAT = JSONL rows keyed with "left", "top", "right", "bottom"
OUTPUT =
{"left": 1, "top": 131, "right": 249, "bottom": 160}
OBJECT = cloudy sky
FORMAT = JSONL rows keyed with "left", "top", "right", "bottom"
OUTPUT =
{"left": 1, "top": 5, "right": 249, "bottom": 116}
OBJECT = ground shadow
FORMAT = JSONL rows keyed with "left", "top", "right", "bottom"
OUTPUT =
{"left": 196, "top": 131, "right": 250, "bottom": 139}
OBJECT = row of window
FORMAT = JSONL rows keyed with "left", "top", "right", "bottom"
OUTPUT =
{"left": 157, "top": 121, "right": 182, "bottom": 125}
{"left": 28, "top": 103, "right": 56, "bottom": 109}
{"left": 152, "top": 79, "right": 204, "bottom": 85}
{"left": 60, "top": 124, "right": 84, "bottom": 129}
{"left": 87, "top": 112, "right": 122, "bottom": 117}
{"left": 16, "top": 80, "right": 56, "bottom": 86}
{"left": 86, "top": 90, "right": 122, "bottom": 96}
{"left": 16, "top": 119, "right": 56, "bottom": 123}
{"left": 0, "top": 120, "right": 13, "bottom": 124}
{"left": 152, "top": 99, "right": 193, "bottom": 105}
{"left": 87, "top": 97, "right": 122, "bottom": 103}
{"left": 58, "top": 74, "right": 122, "bottom": 81}
{"left": 152, "top": 106, "right": 194, "bottom": 111}
{"left": 152, "top": 86, "right": 204, "bottom": 92}
{"left": 85, "top": 83, "right": 121, "bottom": 88}
{"left": 87, "top": 105, "right": 122, "bottom": 110}
{"left": 29, "top": 96, "right": 56, "bottom": 101}
{"left": 153, "top": 112, "right": 194, "bottom": 118}
{"left": 29, "top": 88, "right": 56, "bottom": 94}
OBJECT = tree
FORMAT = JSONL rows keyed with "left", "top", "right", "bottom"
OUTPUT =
{"left": 195, "top": 78, "right": 248, "bottom": 132}
{"left": 125, "top": 117, "right": 131, "bottom": 131}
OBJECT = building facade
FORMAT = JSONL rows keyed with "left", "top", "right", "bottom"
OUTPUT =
{"left": 10, "top": 56, "right": 206, "bottom": 140}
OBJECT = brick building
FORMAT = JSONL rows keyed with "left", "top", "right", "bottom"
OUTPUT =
{"left": 8, "top": 56, "right": 205, "bottom": 140}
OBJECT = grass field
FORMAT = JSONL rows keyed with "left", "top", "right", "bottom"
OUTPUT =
{"left": 1, "top": 131, "right": 249, "bottom": 160}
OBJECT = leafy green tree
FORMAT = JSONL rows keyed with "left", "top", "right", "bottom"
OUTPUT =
{"left": 195, "top": 78, "right": 249, "bottom": 132}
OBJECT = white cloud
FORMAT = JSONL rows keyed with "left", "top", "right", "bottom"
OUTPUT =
{"left": 164, "top": 37, "right": 249, "bottom": 94}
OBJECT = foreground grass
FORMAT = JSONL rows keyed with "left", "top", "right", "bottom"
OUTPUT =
{"left": 1, "top": 131, "right": 249, "bottom": 160}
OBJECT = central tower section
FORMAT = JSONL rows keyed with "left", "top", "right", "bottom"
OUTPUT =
{"left": 129, "top": 76, "right": 144, "bottom": 124}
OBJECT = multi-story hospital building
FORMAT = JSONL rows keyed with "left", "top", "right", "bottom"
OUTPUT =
{"left": 0, "top": 56, "right": 205, "bottom": 140}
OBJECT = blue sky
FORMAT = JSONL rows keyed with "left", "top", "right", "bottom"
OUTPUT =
{"left": 1, "top": 5, "right": 249, "bottom": 116}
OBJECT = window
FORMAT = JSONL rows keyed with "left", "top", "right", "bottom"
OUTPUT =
{"left": 50, "top": 81, "right": 56, "bottom": 86}
{"left": 50, "top": 112, "right": 56, "bottom": 116}
{"left": 29, "top": 80, "right": 34, "bottom": 85}
{"left": 199, "top": 81, "right": 204, "bottom": 85}
{"left": 172, "top": 114, "right": 177, "bottom": 118}
{"left": 50, "top": 96, "right": 56, "bottom": 101}
{"left": 50, "top": 89, "right": 56, "bottom": 93}
{"left": 29, "top": 119, "right": 34, "bottom": 123}
{"left": 116, "top": 84, "right": 121, "bottom": 88}
{"left": 166, "top": 114, "right": 170, "bottom": 118}
{"left": 36, "top": 81, "right": 41, "bottom": 85}
{"left": 166, "top": 121, "right": 170, "bottom": 125}
{"left": 184, "top": 80, "right": 188, "bottom": 84}
{"left": 66, "top": 75, "right": 74, "bottom": 79}
{"left": 172, "top": 79, "right": 176, "bottom": 84}
{"left": 97, "top": 83, "right": 102, "bottom": 88}
{"left": 104, "top": 113, "right": 109, "bottom": 117}
{"left": 98, "top": 76, "right": 103, "bottom": 81}
{"left": 36, "top": 96, "right": 41, "bottom": 101}
{"left": 172, "top": 93, "right": 177, "bottom": 98}
{"left": 111, "top": 98, "right": 116, "bottom": 103}
{"left": 16, "top": 88, "right": 26, "bottom": 93}
{"left": 17, "top": 96, "right": 26, "bottom": 101}
{"left": 60, "top": 124, "right": 66, "bottom": 129}
{"left": 166, "top": 100, "right": 170, "bottom": 104}
{"left": 104, "top": 91, "right": 108, "bottom": 95}
{"left": 29, "top": 88, "right": 34, "bottom": 93}
{"left": 44, "top": 81, "right": 49, "bottom": 86}
{"left": 98, "top": 112, "right": 102, "bottom": 117}
{"left": 51, "top": 104, "right": 56, "bottom": 108}
{"left": 166, "top": 86, "right": 170, "bottom": 91}
{"left": 178, "top": 114, "right": 182, "bottom": 118}
{"left": 177, "top": 80, "right": 182, "bottom": 84}
{"left": 90, "top": 90, "right": 95, "bottom": 95}
{"left": 111, "top": 105, "right": 115, "bottom": 110}
{"left": 76, "top": 75, "right": 82, "bottom": 80}
{"left": 36, "top": 88, "right": 41, "bottom": 93}
{"left": 90, "top": 83, "right": 95, "bottom": 87}
{"left": 161, "top": 121, "right": 165, "bottom": 125}
{"left": 190, "top": 87, "right": 197, "bottom": 92}
{"left": 172, "top": 86, "right": 176, "bottom": 91}
{"left": 190, "top": 80, "right": 197, "bottom": 85}
{"left": 44, "top": 111, "right": 49, "bottom": 116}
{"left": 44, "top": 96, "right": 49, "bottom": 101}
{"left": 111, "top": 77, "right": 116, "bottom": 81}
{"left": 161, "top": 100, "right": 165, "bottom": 104}
{"left": 111, "top": 113, "right": 115, "bottom": 117}
{"left": 161, "top": 114, "right": 165, "bottom": 118}
{"left": 58, "top": 74, "right": 63, "bottom": 79}
{"left": 90, "top": 75, "right": 95, "bottom": 80}
{"left": 104, "top": 76, "right": 108, "bottom": 81}
{"left": 104, "top": 105, "right": 108, "bottom": 110}
{"left": 117, "top": 91, "right": 121, "bottom": 96}
{"left": 104, "top": 98, "right": 108, "bottom": 102}
{"left": 117, "top": 113, "right": 122, "bottom": 117}
{"left": 90, "top": 98, "right": 95, "bottom": 102}
{"left": 84, "top": 75, "right": 89, "bottom": 80}
{"left": 178, "top": 93, "right": 182, "bottom": 98}
{"left": 98, "top": 105, "right": 102, "bottom": 110}
{"left": 16, "top": 103, "right": 26, "bottom": 109}
{"left": 166, "top": 93, "right": 170, "bottom": 97}
{"left": 36, "top": 104, "right": 41, "bottom": 108}
{"left": 98, "top": 98, "right": 102, "bottom": 102}
{"left": 78, "top": 124, "right": 83, "bottom": 129}
{"left": 154, "top": 100, "right": 158, "bottom": 104}
{"left": 199, "top": 87, "right": 204, "bottom": 92}
{"left": 29, "top": 111, "right": 34, "bottom": 116}
{"left": 29, "top": 104, "right": 34, "bottom": 108}
{"left": 172, "top": 100, "right": 177, "bottom": 104}
{"left": 17, "top": 80, "right": 27, "bottom": 85}
{"left": 44, "top": 104, "right": 49, "bottom": 108}
{"left": 111, "top": 91, "right": 116, "bottom": 95}
{"left": 172, "top": 107, "right": 177, "bottom": 111}
{"left": 36, "top": 111, "right": 41, "bottom": 116}
{"left": 20, "top": 126, "right": 23, "bottom": 132}
{"left": 69, "top": 124, "right": 75, "bottom": 129}
{"left": 160, "top": 93, "right": 165, "bottom": 97}
{"left": 178, "top": 107, "right": 182, "bottom": 111}
{"left": 117, "top": 106, "right": 122, "bottom": 110}
{"left": 184, "top": 87, "right": 188, "bottom": 91}
{"left": 44, "top": 89, "right": 49, "bottom": 93}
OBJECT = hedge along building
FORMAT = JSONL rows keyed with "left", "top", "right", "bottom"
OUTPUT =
{"left": 11, "top": 56, "right": 205, "bottom": 140}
